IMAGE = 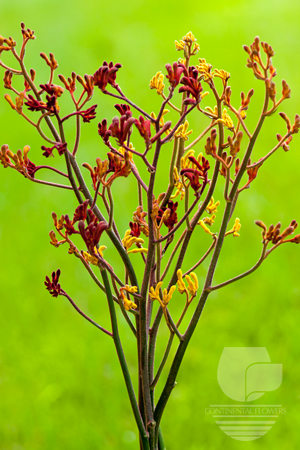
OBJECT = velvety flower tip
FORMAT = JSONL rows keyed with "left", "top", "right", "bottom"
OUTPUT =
{"left": 178, "top": 67, "right": 203, "bottom": 104}
{"left": 78, "top": 215, "right": 108, "bottom": 253}
{"left": 109, "top": 115, "right": 136, "bottom": 146}
{"left": 129, "top": 222, "right": 141, "bottom": 237}
{"left": 135, "top": 116, "right": 151, "bottom": 144}
{"left": 114, "top": 103, "right": 132, "bottom": 117}
{"left": 93, "top": 62, "right": 122, "bottom": 91}
{"left": 165, "top": 62, "right": 184, "bottom": 88}
{"left": 45, "top": 269, "right": 62, "bottom": 297}
{"left": 41, "top": 142, "right": 67, "bottom": 157}
{"left": 80, "top": 105, "right": 97, "bottom": 123}
{"left": 40, "top": 83, "right": 64, "bottom": 97}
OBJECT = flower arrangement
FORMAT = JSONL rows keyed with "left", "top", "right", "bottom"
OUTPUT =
{"left": 0, "top": 25, "right": 299, "bottom": 449}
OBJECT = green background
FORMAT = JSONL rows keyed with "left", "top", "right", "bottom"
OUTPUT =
{"left": 0, "top": 0, "right": 300, "bottom": 448}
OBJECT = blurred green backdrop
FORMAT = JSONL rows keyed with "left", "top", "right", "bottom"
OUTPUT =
{"left": 1, "top": 0, "right": 300, "bottom": 449}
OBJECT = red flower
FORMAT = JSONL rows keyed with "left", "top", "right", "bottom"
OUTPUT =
{"left": 181, "top": 155, "right": 210, "bottom": 193}
{"left": 45, "top": 94, "right": 57, "bottom": 112}
{"left": 157, "top": 201, "right": 178, "bottom": 231}
{"left": 41, "top": 142, "right": 67, "bottom": 157}
{"left": 26, "top": 160, "right": 38, "bottom": 178}
{"left": 25, "top": 95, "right": 47, "bottom": 112}
{"left": 188, "top": 156, "right": 210, "bottom": 180}
{"left": 180, "top": 168, "right": 203, "bottom": 191}
{"left": 106, "top": 151, "right": 131, "bottom": 181}
{"left": 109, "top": 115, "right": 136, "bottom": 146}
{"left": 78, "top": 215, "right": 108, "bottom": 253}
{"left": 40, "top": 83, "right": 64, "bottom": 97}
{"left": 79, "top": 105, "right": 97, "bottom": 123}
{"left": 45, "top": 269, "right": 62, "bottom": 298}
{"left": 114, "top": 103, "right": 132, "bottom": 117}
{"left": 98, "top": 119, "right": 112, "bottom": 144}
{"left": 72, "top": 200, "right": 89, "bottom": 224}
{"left": 135, "top": 115, "right": 151, "bottom": 145}
{"left": 165, "top": 62, "right": 184, "bottom": 88}
{"left": 25, "top": 93, "right": 58, "bottom": 113}
{"left": 93, "top": 61, "right": 122, "bottom": 91}
{"left": 63, "top": 215, "right": 78, "bottom": 235}
{"left": 179, "top": 67, "right": 203, "bottom": 105}
{"left": 129, "top": 222, "right": 141, "bottom": 237}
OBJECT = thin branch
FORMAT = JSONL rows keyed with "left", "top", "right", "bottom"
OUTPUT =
{"left": 227, "top": 104, "right": 252, "bottom": 139}
{"left": 185, "top": 120, "right": 217, "bottom": 151}
{"left": 0, "top": 60, "right": 22, "bottom": 74}
{"left": 107, "top": 185, "right": 114, "bottom": 230}
{"left": 110, "top": 275, "right": 137, "bottom": 337}
{"left": 247, "top": 131, "right": 292, "bottom": 169}
{"left": 61, "top": 291, "right": 113, "bottom": 337}
{"left": 100, "top": 268, "right": 149, "bottom": 445}
{"left": 160, "top": 229, "right": 186, "bottom": 281}
{"left": 207, "top": 243, "right": 267, "bottom": 291}
{"left": 154, "top": 195, "right": 200, "bottom": 244}
{"left": 150, "top": 333, "right": 174, "bottom": 389}
{"left": 34, "top": 165, "right": 69, "bottom": 178}
{"left": 183, "top": 238, "right": 216, "bottom": 277}
{"left": 161, "top": 92, "right": 181, "bottom": 113}
{"left": 25, "top": 174, "right": 72, "bottom": 190}
{"left": 105, "top": 89, "right": 154, "bottom": 122}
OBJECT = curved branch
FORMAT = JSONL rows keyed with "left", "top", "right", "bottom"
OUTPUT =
{"left": 207, "top": 243, "right": 267, "bottom": 291}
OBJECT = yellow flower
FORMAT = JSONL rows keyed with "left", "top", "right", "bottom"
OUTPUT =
{"left": 196, "top": 59, "right": 213, "bottom": 82}
{"left": 149, "top": 282, "right": 176, "bottom": 308}
{"left": 180, "top": 150, "right": 195, "bottom": 169}
{"left": 203, "top": 214, "right": 216, "bottom": 226}
{"left": 192, "top": 42, "right": 200, "bottom": 55}
{"left": 120, "top": 286, "right": 138, "bottom": 311}
{"left": 206, "top": 197, "right": 220, "bottom": 215}
{"left": 171, "top": 167, "right": 185, "bottom": 201}
{"left": 149, "top": 71, "right": 165, "bottom": 95}
{"left": 174, "top": 120, "right": 193, "bottom": 141}
{"left": 82, "top": 251, "right": 99, "bottom": 265}
{"left": 221, "top": 109, "right": 234, "bottom": 130}
{"left": 213, "top": 69, "right": 230, "bottom": 82}
{"left": 162, "top": 286, "right": 176, "bottom": 306}
{"left": 122, "top": 285, "right": 138, "bottom": 294}
{"left": 128, "top": 248, "right": 148, "bottom": 254}
{"left": 96, "top": 245, "right": 107, "bottom": 257}
{"left": 122, "top": 229, "right": 145, "bottom": 251}
{"left": 175, "top": 32, "right": 197, "bottom": 52}
{"left": 185, "top": 273, "right": 198, "bottom": 296}
{"left": 118, "top": 143, "right": 134, "bottom": 162}
{"left": 182, "top": 31, "right": 197, "bottom": 43}
{"left": 177, "top": 269, "right": 198, "bottom": 301}
{"left": 198, "top": 220, "right": 216, "bottom": 236}
{"left": 149, "top": 282, "right": 163, "bottom": 301}
{"left": 175, "top": 40, "right": 185, "bottom": 51}
{"left": 225, "top": 218, "right": 241, "bottom": 237}
{"left": 123, "top": 297, "right": 137, "bottom": 311}
{"left": 177, "top": 269, "right": 187, "bottom": 294}
{"left": 204, "top": 106, "right": 218, "bottom": 119}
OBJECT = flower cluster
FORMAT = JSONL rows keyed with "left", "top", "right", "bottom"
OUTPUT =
{"left": 1, "top": 24, "right": 300, "bottom": 448}
{"left": 255, "top": 220, "right": 300, "bottom": 245}
{"left": 45, "top": 269, "right": 62, "bottom": 298}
